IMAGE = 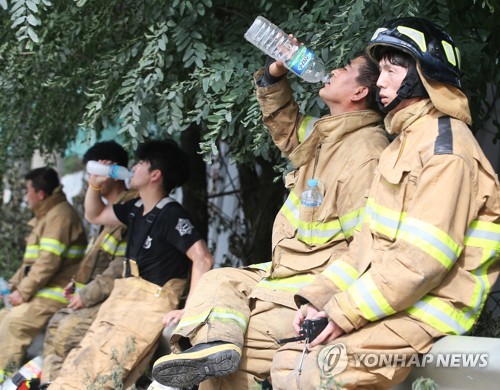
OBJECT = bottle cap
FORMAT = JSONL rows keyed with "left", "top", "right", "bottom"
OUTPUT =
{"left": 307, "top": 179, "right": 318, "bottom": 187}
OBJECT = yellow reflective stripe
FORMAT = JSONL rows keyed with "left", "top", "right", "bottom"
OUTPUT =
{"left": 397, "top": 26, "right": 427, "bottom": 52}
{"left": 116, "top": 242, "right": 127, "bottom": 257}
{"left": 455, "top": 46, "right": 461, "bottom": 70}
{"left": 177, "top": 307, "right": 248, "bottom": 333}
{"left": 350, "top": 274, "right": 396, "bottom": 321}
{"left": 339, "top": 207, "right": 363, "bottom": 239}
{"left": 281, "top": 191, "right": 344, "bottom": 246}
{"left": 256, "top": 274, "right": 315, "bottom": 293}
{"left": 297, "top": 116, "right": 318, "bottom": 143}
{"left": 441, "top": 40, "right": 457, "bottom": 67}
{"left": 24, "top": 244, "right": 39, "bottom": 259}
{"left": 322, "top": 260, "right": 359, "bottom": 291}
{"left": 464, "top": 220, "right": 500, "bottom": 251}
{"left": 35, "top": 287, "right": 69, "bottom": 304}
{"left": 74, "top": 282, "right": 85, "bottom": 293}
{"left": 397, "top": 217, "right": 461, "bottom": 270}
{"left": 364, "top": 198, "right": 402, "bottom": 239}
{"left": 465, "top": 250, "right": 496, "bottom": 319}
{"left": 247, "top": 261, "right": 272, "bottom": 272}
{"left": 40, "top": 237, "right": 66, "bottom": 256}
{"left": 406, "top": 295, "right": 473, "bottom": 335}
{"left": 66, "top": 245, "right": 86, "bottom": 259}
{"left": 101, "top": 234, "right": 126, "bottom": 256}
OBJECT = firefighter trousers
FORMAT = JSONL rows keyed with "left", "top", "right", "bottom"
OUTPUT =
{"left": 170, "top": 267, "right": 298, "bottom": 390}
{"left": 41, "top": 304, "right": 100, "bottom": 382}
{"left": 271, "top": 316, "right": 435, "bottom": 389}
{"left": 0, "top": 296, "right": 64, "bottom": 375}
{"left": 48, "top": 277, "right": 186, "bottom": 390}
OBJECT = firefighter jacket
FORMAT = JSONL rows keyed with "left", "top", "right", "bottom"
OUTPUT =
{"left": 298, "top": 98, "right": 500, "bottom": 339}
{"left": 9, "top": 187, "right": 87, "bottom": 303}
{"left": 72, "top": 191, "right": 135, "bottom": 307}
{"left": 250, "top": 69, "right": 389, "bottom": 306}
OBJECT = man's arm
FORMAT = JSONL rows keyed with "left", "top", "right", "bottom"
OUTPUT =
{"left": 162, "top": 239, "right": 214, "bottom": 326}
{"left": 84, "top": 176, "right": 122, "bottom": 226}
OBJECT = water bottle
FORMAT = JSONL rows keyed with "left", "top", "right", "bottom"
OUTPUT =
{"left": 244, "top": 16, "right": 330, "bottom": 84}
{"left": 86, "top": 160, "right": 133, "bottom": 180}
{"left": 0, "top": 276, "right": 12, "bottom": 308}
{"left": 300, "top": 179, "right": 323, "bottom": 207}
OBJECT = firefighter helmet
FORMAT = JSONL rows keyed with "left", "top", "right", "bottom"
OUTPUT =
{"left": 366, "top": 17, "right": 462, "bottom": 89}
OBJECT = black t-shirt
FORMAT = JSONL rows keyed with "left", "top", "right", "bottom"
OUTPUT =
{"left": 113, "top": 197, "right": 201, "bottom": 286}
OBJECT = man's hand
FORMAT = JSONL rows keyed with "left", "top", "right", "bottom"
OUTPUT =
{"left": 8, "top": 290, "right": 24, "bottom": 306}
{"left": 68, "top": 293, "right": 85, "bottom": 310}
{"left": 309, "top": 312, "right": 345, "bottom": 348}
{"left": 162, "top": 309, "right": 185, "bottom": 328}
{"left": 63, "top": 281, "right": 75, "bottom": 300}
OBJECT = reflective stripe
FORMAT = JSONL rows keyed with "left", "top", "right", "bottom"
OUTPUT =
{"left": 339, "top": 208, "right": 363, "bottom": 239}
{"left": 364, "top": 198, "right": 402, "bottom": 239}
{"left": 40, "top": 237, "right": 66, "bottom": 256}
{"left": 441, "top": 40, "right": 457, "bottom": 66}
{"left": 35, "top": 287, "right": 69, "bottom": 304}
{"left": 280, "top": 191, "right": 345, "bottom": 246}
{"left": 256, "top": 274, "right": 316, "bottom": 293}
{"left": 177, "top": 307, "right": 248, "bottom": 333}
{"left": 74, "top": 282, "right": 85, "bottom": 293}
{"left": 247, "top": 262, "right": 272, "bottom": 272}
{"left": 398, "top": 217, "right": 461, "bottom": 269}
{"left": 350, "top": 274, "right": 396, "bottom": 321}
{"left": 406, "top": 296, "right": 471, "bottom": 335}
{"left": 464, "top": 220, "right": 500, "bottom": 252}
{"left": 101, "top": 234, "right": 126, "bottom": 257}
{"left": 297, "top": 116, "right": 319, "bottom": 143}
{"left": 65, "top": 245, "right": 87, "bottom": 259}
{"left": 24, "top": 244, "right": 39, "bottom": 259}
{"left": 322, "top": 260, "right": 359, "bottom": 291}
{"left": 397, "top": 26, "right": 427, "bottom": 52}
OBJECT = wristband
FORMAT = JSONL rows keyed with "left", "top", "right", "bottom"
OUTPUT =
{"left": 88, "top": 181, "right": 103, "bottom": 191}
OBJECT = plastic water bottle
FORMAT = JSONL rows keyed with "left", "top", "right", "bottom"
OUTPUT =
{"left": 244, "top": 16, "right": 330, "bottom": 84}
{"left": 1, "top": 355, "right": 43, "bottom": 389}
{"left": 300, "top": 179, "right": 323, "bottom": 207}
{"left": 0, "top": 276, "right": 12, "bottom": 308}
{"left": 86, "top": 160, "right": 133, "bottom": 180}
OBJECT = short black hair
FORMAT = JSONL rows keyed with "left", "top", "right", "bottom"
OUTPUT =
{"left": 135, "top": 139, "right": 190, "bottom": 193}
{"left": 25, "top": 167, "right": 60, "bottom": 196}
{"left": 354, "top": 54, "right": 381, "bottom": 111}
{"left": 83, "top": 140, "right": 129, "bottom": 167}
{"left": 376, "top": 47, "right": 414, "bottom": 68}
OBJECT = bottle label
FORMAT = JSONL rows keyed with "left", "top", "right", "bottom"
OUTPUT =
{"left": 288, "top": 46, "right": 315, "bottom": 76}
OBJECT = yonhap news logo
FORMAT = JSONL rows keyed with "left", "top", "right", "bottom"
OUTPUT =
{"left": 317, "top": 343, "right": 488, "bottom": 376}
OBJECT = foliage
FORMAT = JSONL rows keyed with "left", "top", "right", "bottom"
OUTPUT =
{"left": 0, "top": 0, "right": 498, "bottom": 166}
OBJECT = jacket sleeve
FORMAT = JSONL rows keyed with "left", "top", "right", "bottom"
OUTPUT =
{"left": 254, "top": 68, "right": 303, "bottom": 156}
{"left": 297, "top": 158, "right": 380, "bottom": 309}
{"left": 79, "top": 256, "right": 123, "bottom": 307}
{"left": 16, "top": 210, "right": 75, "bottom": 300}
{"left": 325, "top": 155, "right": 477, "bottom": 333}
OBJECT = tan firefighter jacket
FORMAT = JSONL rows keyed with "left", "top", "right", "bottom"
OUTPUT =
{"left": 72, "top": 190, "right": 135, "bottom": 307}
{"left": 249, "top": 69, "right": 389, "bottom": 307}
{"left": 298, "top": 98, "right": 500, "bottom": 339}
{"left": 9, "top": 187, "right": 87, "bottom": 303}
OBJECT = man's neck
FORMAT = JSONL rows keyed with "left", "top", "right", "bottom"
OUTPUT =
{"left": 139, "top": 187, "right": 168, "bottom": 215}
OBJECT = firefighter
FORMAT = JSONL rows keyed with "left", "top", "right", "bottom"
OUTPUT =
{"left": 151, "top": 52, "right": 389, "bottom": 389}
{"left": 0, "top": 167, "right": 87, "bottom": 384}
{"left": 40, "top": 141, "right": 136, "bottom": 384}
{"left": 270, "top": 17, "right": 500, "bottom": 389}
{"left": 47, "top": 139, "right": 214, "bottom": 389}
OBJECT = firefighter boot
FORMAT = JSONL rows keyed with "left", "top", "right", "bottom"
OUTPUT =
{"left": 152, "top": 341, "right": 241, "bottom": 388}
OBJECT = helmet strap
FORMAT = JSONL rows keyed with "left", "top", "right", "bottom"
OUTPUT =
{"left": 377, "top": 62, "right": 428, "bottom": 113}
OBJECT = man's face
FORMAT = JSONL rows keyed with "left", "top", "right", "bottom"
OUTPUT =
{"left": 129, "top": 160, "right": 151, "bottom": 190}
{"left": 319, "top": 56, "right": 364, "bottom": 106}
{"left": 376, "top": 57, "right": 408, "bottom": 112}
{"left": 25, "top": 180, "right": 44, "bottom": 209}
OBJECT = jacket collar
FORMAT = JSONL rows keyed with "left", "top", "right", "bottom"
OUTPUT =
{"left": 384, "top": 99, "right": 434, "bottom": 135}
{"left": 289, "top": 110, "right": 382, "bottom": 168}
{"left": 32, "top": 186, "right": 67, "bottom": 220}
